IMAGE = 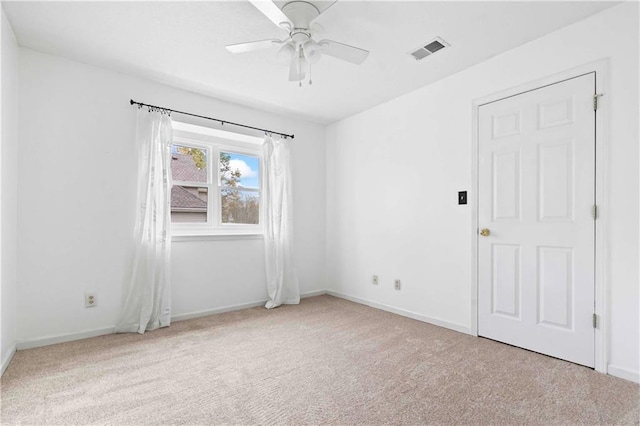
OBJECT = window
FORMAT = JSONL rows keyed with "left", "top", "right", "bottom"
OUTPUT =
{"left": 220, "top": 151, "right": 260, "bottom": 225}
{"left": 170, "top": 121, "right": 263, "bottom": 236}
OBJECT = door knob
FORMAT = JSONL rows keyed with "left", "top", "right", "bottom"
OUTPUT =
{"left": 480, "top": 228, "right": 491, "bottom": 237}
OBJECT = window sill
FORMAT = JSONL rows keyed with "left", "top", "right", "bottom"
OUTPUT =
{"left": 171, "top": 232, "right": 264, "bottom": 242}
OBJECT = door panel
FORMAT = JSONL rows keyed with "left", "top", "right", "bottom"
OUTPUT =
{"left": 538, "top": 140, "right": 574, "bottom": 221}
{"left": 478, "top": 74, "right": 595, "bottom": 367}
{"left": 493, "top": 150, "right": 521, "bottom": 221}
{"left": 537, "top": 246, "right": 573, "bottom": 329}
{"left": 492, "top": 244, "right": 521, "bottom": 318}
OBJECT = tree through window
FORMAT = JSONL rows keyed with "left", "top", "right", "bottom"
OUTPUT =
{"left": 220, "top": 152, "right": 260, "bottom": 224}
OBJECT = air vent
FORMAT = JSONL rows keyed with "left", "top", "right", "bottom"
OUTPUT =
{"left": 409, "top": 37, "right": 450, "bottom": 61}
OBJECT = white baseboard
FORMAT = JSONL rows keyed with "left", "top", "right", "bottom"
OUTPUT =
{"left": 326, "top": 290, "right": 472, "bottom": 335}
{"left": 608, "top": 364, "right": 640, "bottom": 383}
{"left": 1, "top": 344, "right": 17, "bottom": 376}
{"left": 173, "top": 290, "right": 326, "bottom": 322}
{"left": 300, "top": 289, "right": 327, "bottom": 298}
{"left": 17, "top": 327, "right": 115, "bottom": 350}
{"left": 16, "top": 290, "right": 328, "bottom": 350}
{"left": 172, "top": 299, "right": 268, "bottom": 322}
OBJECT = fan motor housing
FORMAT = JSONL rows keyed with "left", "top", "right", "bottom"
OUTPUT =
{"left": 291, "top": 29, "right": 311, "bottom": 44}
{"left": 282, "top": 1, "right": 320, "bottom": 29}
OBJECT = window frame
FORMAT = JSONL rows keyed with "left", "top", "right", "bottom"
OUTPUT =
{"left": 170, "top": 131, "right": 264, "bottom": 237}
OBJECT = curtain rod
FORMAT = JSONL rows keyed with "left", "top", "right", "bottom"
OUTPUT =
{"left": 129, "top": 99, "right": 295, "bottom": 140}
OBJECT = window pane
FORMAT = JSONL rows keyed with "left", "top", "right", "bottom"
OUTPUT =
{"left": 171, "top": 186, "right": 208, "bottom": 223}
{"left": 221, "top": 190, "right": 259, "bottom": 224}
{"left": 220, "top": 152, "right": 260, "bottom": 189}
{"left": 172, "top": 145, "right": 207, "bottom": 183}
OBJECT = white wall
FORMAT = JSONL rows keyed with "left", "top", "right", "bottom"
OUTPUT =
{"left": 326, "top": 3, "right": 639, "bottom": 380}
{"left": 1, "top": 9, "right": 19, "bottom": 372}
{"left": 17, "top": 49, "right": 326, "bottom": 343}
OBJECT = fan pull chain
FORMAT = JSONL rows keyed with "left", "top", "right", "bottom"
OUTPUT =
{"left": 309, "top": 63, "right": 313, "bottom": 85}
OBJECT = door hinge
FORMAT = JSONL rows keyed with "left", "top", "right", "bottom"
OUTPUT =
{"left": 592, "top": 204, "right": 599, "bottom": 220}
{"left": 593, "top": 313, "right": 598, "bottom": 329}
{"left": 593, "top": 93, "right": 604, "bottom": 111}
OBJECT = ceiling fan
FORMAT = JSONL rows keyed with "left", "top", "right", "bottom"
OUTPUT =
{"left": 226, "top": 0, "right": 369, "bottom": 86}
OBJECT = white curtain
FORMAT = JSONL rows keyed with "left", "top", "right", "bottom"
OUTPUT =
{"left": 263, "top": 135, "right": 300, "bottom": 309}
{"left": 115, "top": 108, "right": 173, "bottom": 334}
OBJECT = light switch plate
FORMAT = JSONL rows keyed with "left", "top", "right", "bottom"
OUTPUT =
{"left": 458, "top": 191, "right": 467, "bottom": 205}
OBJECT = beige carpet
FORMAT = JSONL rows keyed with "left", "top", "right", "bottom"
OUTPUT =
{"left": 1, "top": 295, "right": 638, "bottom": 425}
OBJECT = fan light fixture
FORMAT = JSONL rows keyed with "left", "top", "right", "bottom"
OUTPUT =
{"left": 303, "top": 40, "right": 322, "bottom": 64}
{"left": 276, "top": 42, "right": 296, "bottom": 65}
{"left": 225, "top": 0, "right": 370, "bottom": 87}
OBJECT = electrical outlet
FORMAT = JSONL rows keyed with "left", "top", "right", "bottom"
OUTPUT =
{"left": 372, "top": 275, "right": 379, "bottom": 285}
{"left": 85, "top": 293, "right": 97, "bottom": 308}
{"left": 394, "top": 280, "right": 401, "bottom": 290}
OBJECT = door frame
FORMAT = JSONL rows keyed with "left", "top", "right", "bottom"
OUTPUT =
{"left": 470, "top": 59, "right": 609, "bottom": 374}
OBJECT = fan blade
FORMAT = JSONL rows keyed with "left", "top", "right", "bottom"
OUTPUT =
{"left": 319, "top": 40, "right": 369, "bottom": 65}
{"left": 309, "top": 1, "right": 338, "bottom": 24}
{"left": 249, "top": 0, "right": 292, "bottom": 29}
{"left": 288, "top": 54, "right": 306, "bottom": 82}
{"left": 309, "top": 22, "right": 324, "bottom": 36}
{"left": 226, "top": 39, "right": 282, "bottom": 53}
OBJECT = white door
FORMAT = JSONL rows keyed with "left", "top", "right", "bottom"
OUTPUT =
{"left": 478, "top": 73, "right": 595, "bottom": 367}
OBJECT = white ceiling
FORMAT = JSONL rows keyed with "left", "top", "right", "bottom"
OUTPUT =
{"left": 3, "top": 1, "right": 617, "bottom": 124}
